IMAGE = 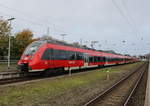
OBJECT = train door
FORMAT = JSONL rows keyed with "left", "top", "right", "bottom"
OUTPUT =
{"left": 83, "top": 53, "right": 89, "bottom": 67}
{"left": 105, "top": 57, "right": 109, "bottom": 65}
{"left": 103, "top": 57, "right": 106, "bottom": 64}
{"left": 48, "top": 49, "right": 54, "bottom": 68}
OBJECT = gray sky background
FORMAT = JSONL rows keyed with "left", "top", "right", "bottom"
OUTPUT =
{"left": 0, "top": 0, "right": 149, "bottom": 56}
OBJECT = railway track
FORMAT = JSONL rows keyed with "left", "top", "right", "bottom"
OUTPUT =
{"left": 0, "top": 67, "right": 97, "bottom": 85}
{"left": 0, "top": 71, "right": 25, "bottom": 79}
{"left": 0, "top": 63, "right": 140, "bottom": 86}
{"left": 0, "top": 63, "right": 133, "bottom": 80}
{"left": 84, "top": 62, "right": 148, "bottom": 106}
{"left": 0, "top": 70, "right": 66, "bottom": 85}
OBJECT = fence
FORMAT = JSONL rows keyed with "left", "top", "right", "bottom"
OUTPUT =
{"left": 0, "top": 60, "right": 18, "bottom": 65}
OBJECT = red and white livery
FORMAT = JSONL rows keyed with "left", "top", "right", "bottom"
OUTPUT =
{"left": 18, "top": 40, "right": 138, "bottom": 72}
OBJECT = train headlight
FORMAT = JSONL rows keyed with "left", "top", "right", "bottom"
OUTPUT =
{"left": 29, "top": 55, "right": 33, "bottom": 60}
{"left": 24, "top": 57, "right": 29, "bottom": 60}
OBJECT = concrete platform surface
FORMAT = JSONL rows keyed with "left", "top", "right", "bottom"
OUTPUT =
{"left": 144, "top": 62, "right": 150, "bottom": 106}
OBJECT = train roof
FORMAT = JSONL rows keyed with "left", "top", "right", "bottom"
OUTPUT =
{"left": 38, "top": 40, "right": 133, "bottom": 59}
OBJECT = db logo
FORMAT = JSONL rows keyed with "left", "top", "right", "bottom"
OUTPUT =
{"left": 24, "top": 57, "right": 28, "bottom": 60}
{"left": 45, "top": 61, "right": 48, "bottom": 64}
{"left": 69, "top": 61, "right": 75, "bottom": 64}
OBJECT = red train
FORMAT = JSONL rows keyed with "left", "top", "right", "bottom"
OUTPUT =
{"left": 18, "top": 40, "right": 138, "bottom": 72}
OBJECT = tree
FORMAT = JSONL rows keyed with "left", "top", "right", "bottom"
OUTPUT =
{"left": 0, "top": 17, "right": 11, "bottom": 59}
{"left": 39, "top": 35, "right": 53, "bottom": 40}
{"left": 14, "top": 29, "right": 34, "bottom": 58}
{"left": 72, "top": 42, "right": 80, "bottom": 47}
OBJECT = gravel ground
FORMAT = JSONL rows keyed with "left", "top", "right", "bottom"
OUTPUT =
{"left": 0, "top": 63, "right": 17, "bottom": 72}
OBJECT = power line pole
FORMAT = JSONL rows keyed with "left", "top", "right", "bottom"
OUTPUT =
{"left": 91, "top": 41, "right": 99, "bottom": 49}
{"left": 47, "top": 27, "right": 50, "bottom": 36}
{"left": 60, "top": 34, "right": 67, "bottom": 41}
{"left": 80, "top": 39, "right": 83, "bottom": 48}
{"left": 7, "top": 17, "right": 15, "bottom": 69}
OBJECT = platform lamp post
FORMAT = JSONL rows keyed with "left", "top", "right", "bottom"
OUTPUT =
{"left": 7, "top": 18, "right": 15, "bottom": 69}
{"left": 98, "top": 44, "right": 102, "bottom": 50}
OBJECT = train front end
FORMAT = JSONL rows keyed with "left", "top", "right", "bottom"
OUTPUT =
{"left": 18, "top": 41, "right": 44, "bottom": 72}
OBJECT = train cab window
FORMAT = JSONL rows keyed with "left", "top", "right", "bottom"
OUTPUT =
{"left": 23, "top": 41, "right": 44, "bottom": 55}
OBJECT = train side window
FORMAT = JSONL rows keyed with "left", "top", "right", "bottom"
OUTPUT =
{"left": 98, "top": 57, "right": 100, "bottom": 62}
{"left": 94, "top": 56, "right": 96, "bottom": 62}
{"left": 68, "top": 51, "right": 76, "bottom": 60}
{"left": 100, "top": 57, "right": 104, "bottom": 62}
{"left": 52, "top": 49, "right": 70, "bottom": 60}
{"left": 83, "top": 53, "right": 89, "bottom": 63}
{"left": 89, "top": 56, "right": 93, "bottom": 62}
{"left": 58, "top": 50, "right": 68, "bottom": 60}
{"left": 106, "top": 57, "right": 111, "bottom": 61}
{"left": 53, "top": 49, "right": 60, "bottom": 60}
{"left": 96, "top": 57, "right": 98, "bottom": 62}
{"left": 41, "top": 48, "right": 50, "bottom": 60}
{"left": 101, "top": 57, "right": 103, "bottom": 62}
{"left": 107, "top": 57, "right": 110, "bottom": 61}
{"left": 93, "top": 56, "right": 97, "bottom": 62}
{"left": 76, "top": 52, "right": 83, "bottom": 60}
{"left": 103, "top": 57, "right": 105, "bottom": 61}
{"left": 113, "top": 58, "right": 115, "bottom": 61}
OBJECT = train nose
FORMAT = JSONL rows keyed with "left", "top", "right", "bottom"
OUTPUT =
{"left": 18, "top": 63, "right": 29, "bottom": 72}
{"left": 18, "top": 55, "right": 33, "bottom": 72}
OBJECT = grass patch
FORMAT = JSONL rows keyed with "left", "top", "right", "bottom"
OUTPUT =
{"left": 101, "top": 68, "right": 113, "bottom": 72}
{"left": 0, "top": 63, "right": 17, "bottom": 71}
{"left": 0, "top": 62, "right": 143, "bottom": 105}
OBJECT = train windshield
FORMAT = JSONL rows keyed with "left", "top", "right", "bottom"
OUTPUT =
{"left": 23, "top": 41, "right": 44, "bottom": 55}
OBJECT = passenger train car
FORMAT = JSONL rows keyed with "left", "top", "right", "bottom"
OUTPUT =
{"left": 18, "top": 40, "right": 138, "bottom": 72}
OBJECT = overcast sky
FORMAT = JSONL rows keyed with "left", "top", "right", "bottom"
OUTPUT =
{"left": 0, "top": 0, "right": 149, "bottom": 56}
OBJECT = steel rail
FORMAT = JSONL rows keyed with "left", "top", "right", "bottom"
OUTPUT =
{"left": 0, "top": 62, "right": 135, "bottom": 80}
{"left": 0, "top": 72, "right": 25, "bottom": 79}
{"left": 83, "top": 62, "right": 146, "bottom": 106}
{"left": 123, "top": 63, "right": 147, "bottom": 106}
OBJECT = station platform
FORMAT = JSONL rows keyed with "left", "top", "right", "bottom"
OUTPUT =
{"left": 144, "top": 62, "right": 150, "bottom": 106}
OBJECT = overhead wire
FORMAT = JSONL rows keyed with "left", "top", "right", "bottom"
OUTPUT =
{"left": 0, "top": 2, "right": 68, "bottom": 34}
{"left": 121, "top": 0, "right": 146, "bottom": 54}
{"left": 111, "top": 0, "right": 145, "bottom": 55}
{"left": 121, "top": 0, "right": 141, "bottom": 37}
{"left": 111, "top": 0, "right": 139, "bottom": 37}
{"left": 0, "top": 2, "right": 101, "bottom": 40}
